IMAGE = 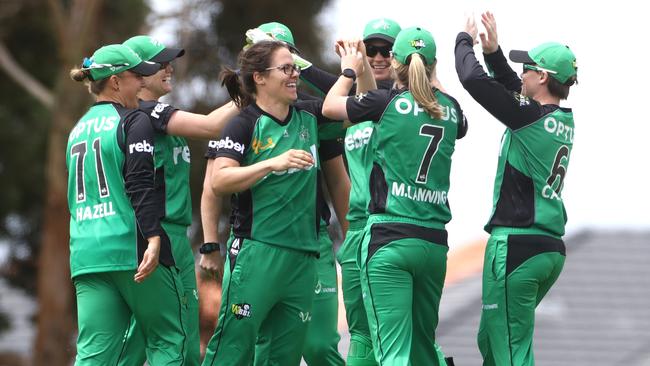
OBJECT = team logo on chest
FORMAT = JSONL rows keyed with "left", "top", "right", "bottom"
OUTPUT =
{"left": 299, "top": 124, "right": 310, "bottom": 142}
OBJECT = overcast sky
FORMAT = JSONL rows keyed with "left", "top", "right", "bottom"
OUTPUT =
{"left": 152, "top": 0, "right": 650, "bottom": 248}
{"left": 320, "top": 0, "right": 650, "bottom": 246}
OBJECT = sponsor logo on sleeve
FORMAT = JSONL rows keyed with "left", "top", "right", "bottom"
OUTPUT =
{"left": 128, "top": 140, "right": 154, "bottom": 154}
{"left": 150, "top": 103, "right": 170, "bottom": 119}
{"left": 216, "top": 136, "right": 246, "bottom": 154}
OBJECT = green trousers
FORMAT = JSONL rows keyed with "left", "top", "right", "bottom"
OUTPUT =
{"left": 73, "top": 266, "right": 185, "bottom": 365}
{"left": 336, "top": 220, "right": 376, "bottom": 366}
{"left": 360, "top": 218, "right": 448, "bottom": 366}
{"left": 118, "top": 222, "right": 199, "bottom": 365}
{"left": 301, "top": 225, "right": 345, "bottom": 366}
{"left": 255, "top": 225, "right": 344, "bottom": 365}
{"left": 202, "top": 238, "right": 317, "bottom": 366}
{"left": 478, "top": 229, "right": 565, "bottom": 366}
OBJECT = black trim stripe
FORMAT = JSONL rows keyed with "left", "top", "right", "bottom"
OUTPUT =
{"left": 367, "top": 222, "right": 448, "bottom": 262}
{"left": 505, "top": 272, "right": 514, "bottom": 366}
{"left": 364, "top": 258, "right": 386, "bottom": 363}
{"left": 506, "top": 234, "right": 565, "bottom": 276}
{"left": 368, "top": 163, "right": 388, "bottom": 214}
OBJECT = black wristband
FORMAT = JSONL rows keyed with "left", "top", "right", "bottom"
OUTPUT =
{"left": 340, "top": 68, "right": 357, "bottom": 81}
{"left": 199, "top": 242, "right": 220, "bottom": 254}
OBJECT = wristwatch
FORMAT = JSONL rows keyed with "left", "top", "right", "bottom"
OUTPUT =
{"left": 199, "top": 242, "right": 220, "bottom": 254}
{"left": 340, "top": 68, "right": 357, "bottom": 81}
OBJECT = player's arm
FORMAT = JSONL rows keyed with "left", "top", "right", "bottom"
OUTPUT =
{"left": 211, "top": 115, "right": 314, "bottom": 194}
{"left": 477, "top": 11, "right": 522, "bottom": 92}
{"left": 165, "top": 101, "right": 239, "bottom": 139}
{"left": 121, "top": 111, "right": 164, "bottom": 282}
{"left": 212, "top": 150, "right": 314, "bottom": 195}
{"left": 455, "top": 31, "right": 543, "bottom": 130}
{"left": 199, "top": 156, "right": 225, "bottom": 281}
{"left": 322, "top": 40, "right": 366, "bottom": 121}
{"left": 322, "top": 155, "right": 350, "bottom": 235}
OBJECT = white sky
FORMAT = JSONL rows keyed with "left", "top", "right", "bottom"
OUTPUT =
{"left": 150, "top": 0, "right": 650, "bottom": 248}
{"left": 320, "top": 0, "right": 650, "bottom": 246}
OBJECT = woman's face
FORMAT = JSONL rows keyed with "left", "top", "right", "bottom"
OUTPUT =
{"left": 116, "top": 70, "right": 145, "bottom": 108}
{"left": 143, "top": 62, "right": 174, "bottom": 98}
{"left": 520, "top": 65, "right": 543, "bottom": 98}
{"left": 258, "top": 47, "right": 299, "bottom": 104}
{"left": 365, "top": 39, "right": 393, "bottom": 81}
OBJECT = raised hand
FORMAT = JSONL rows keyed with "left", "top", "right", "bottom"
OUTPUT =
{"left": 336, "top": 38, "right": 364, "bottom": 75}
{"left": 464, "top": 15, "right": 479, "bottom": 45}
{"left": 479, "top": 11, "right": 499, "bottom": 54}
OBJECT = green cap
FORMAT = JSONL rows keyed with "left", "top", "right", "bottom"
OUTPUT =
{"left": 81, "top": 44, "right": 160, "bottom": 81}
{"left": 123, "top": 35, "right": 185, "bottom": 63}
{"left": 363, "top": 18, "right": 401, "bottom": 44}
{"left": 391, "top": 27, "right": 436, "bottom": 65}
{"left": 509, "top": 42, "right": 577, "bottom": 83}
{"left": 258, "top": 22, "right": 298, "bottom": 52}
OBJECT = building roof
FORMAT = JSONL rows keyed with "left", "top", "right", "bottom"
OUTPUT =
{"left": 437, "top": 230, "right": 650, "bottom": 366}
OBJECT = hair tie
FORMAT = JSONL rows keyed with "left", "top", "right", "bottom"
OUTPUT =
{"left": 235, "top": 69, "right": 241, "bottom": 76}
{"left": 82, "top": 57, "right": 93, "bottom": 68}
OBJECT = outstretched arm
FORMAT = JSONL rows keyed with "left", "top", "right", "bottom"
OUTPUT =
{"left": 166, "top": 101, "right": 239, "bottom": 139}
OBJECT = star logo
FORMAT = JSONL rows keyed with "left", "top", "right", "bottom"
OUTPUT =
{"left": 373, "top": 19, "right": 391, "bottom": 31}
{"left": 271, "top": 27, "right": 287, "bottom": 37}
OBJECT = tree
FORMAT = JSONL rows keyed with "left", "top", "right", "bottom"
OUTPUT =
{"left": 0, "top": 0, "right": 332, "bottom": 363}
{"left": 0, "top": 1, "right": 147, "bottom": 363}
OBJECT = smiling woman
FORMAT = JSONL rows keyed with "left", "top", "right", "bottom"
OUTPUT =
{"left": 66, "top": 44, "right": 187, "bottom": 365}
{"left": 201, "top": 40, "right": 341, "bottom": 366}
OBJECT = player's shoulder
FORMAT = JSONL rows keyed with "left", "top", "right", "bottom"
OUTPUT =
{"left": 436, "top": 90, "right": 463, "bottom": 110}
{"left": 293, "top": 99, "right": 323, "bottom": 115}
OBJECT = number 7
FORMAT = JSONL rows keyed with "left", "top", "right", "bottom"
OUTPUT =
{"left": 416, "top": 124, "right": 444, "bottom": 184}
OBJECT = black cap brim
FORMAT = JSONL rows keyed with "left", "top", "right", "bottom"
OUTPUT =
{"left": 150, "top": 47, "right": 185, "bottom": 63}
{"left": 130, "top": 60, "right": 161, "bottom": 76}
{"left": 288, "top": 44, "right": 301, "bottom": 55}
{"left": 509, "top": 50, "right": 534, "bottom": 64}
{"left": 363, "top": 33, "right": 395, "bottom": 44}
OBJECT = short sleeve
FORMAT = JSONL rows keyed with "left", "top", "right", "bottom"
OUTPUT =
{"left": 346, "top": 89, "right": 392, "bottom": 123}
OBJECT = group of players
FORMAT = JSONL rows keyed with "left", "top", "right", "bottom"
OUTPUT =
{"left": 66, "top": 11, "right": 577, "bottom": 366}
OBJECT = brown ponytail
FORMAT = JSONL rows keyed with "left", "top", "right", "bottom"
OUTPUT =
{"left": 220, "top": 40, "right": 288, "bottom": 108}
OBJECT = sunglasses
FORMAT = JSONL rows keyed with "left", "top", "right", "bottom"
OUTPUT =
{"left": 265, "top": 63, "right": 301, "bottom": 75}
{"left": 366, "top": 44, "right": 392, "bottom": 58}
{"left": 523, "top": 63, "right": 557, "bottom": 75}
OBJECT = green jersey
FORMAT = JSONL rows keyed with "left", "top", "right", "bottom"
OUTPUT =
{"left": 139, "top": 100, "right": 192, "bottom": 226}
{"left": 66, "top": 102, "right": 171, "bottom": 278}
{"left": 486, "top": 108, "right": 574, "bottom": 237}
{"left": 346, "top": 88, "right": 468, "bottom": 226}
{"left": 344, "top": 122, "right": 376, "bottom": 223}
{"left": 454, "top": 42, "right": 576, "bottom": 237}
{"left": 213, "top": 101, "right": 337, "bottom": 253}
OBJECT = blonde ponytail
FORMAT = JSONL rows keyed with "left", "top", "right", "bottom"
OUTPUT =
{"left": 393, "top": 54, "right": 443, "bottom": 119}
{"left": 69, "top": 67, "right": 109, "bottom": 95}
{"left": 407, "top": 54, "right": 443, "bottom": 119}
{"left": 69, "top": 67, "right": 90, "bottom": 82}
